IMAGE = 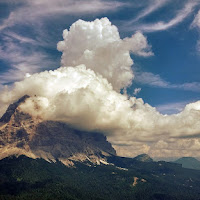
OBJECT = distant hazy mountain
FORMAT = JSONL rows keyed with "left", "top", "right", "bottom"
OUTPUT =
{"left": 174, "top": 157, "right": 200, "bottom": 170}
{"left": 134, "top": 154, "right": 153, "bottom": 162}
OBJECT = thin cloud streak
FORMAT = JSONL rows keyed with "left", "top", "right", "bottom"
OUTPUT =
{"left": 0, "top": 0, "right": 129, "bottom": 85}
{"left": 4, "top": 31, "right": 38, "bottom": 45}
{"left": 0, "top": 0, "right": 128, "bottom": 31}
{"left": 134, "top": 70, "right": 200, "bottom": 92}
{"left": 124, "top": 1, "right": 197, "bottom": 32}
{"left": 156, "top": 101, "right": 193, "bottom": 115}
{"left": 191, "top": 10, "right": 200, "bottom": 54}
{"left": 0, "top": 35, "right": 58, "bottom": 84}
{"left": 3, "top": 31, "right": 56, "bottom": 48}
{"left": 134, "top": 71, "right": 169, "bottom": 88}
{"left": 191, "top": 9, "right": 200, "bottom": 29}
{"left": 126, "top": 0, "right": 170, "bottom": 25}
{"left": 0, "top": 0, "right": 129, "bottom": 81}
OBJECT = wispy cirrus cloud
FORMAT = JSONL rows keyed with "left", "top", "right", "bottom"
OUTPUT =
{"left": 156, "top": 100, "right": 193, "bottom": 114}
{"left": 126, "top": 0, "right": 170, "bottom": 25}
{"left": 0, "top": 0, "right": 128, "bottom": 31}
{"left": 134, "top": 71, "right": 169, "bottom": 88}
{"left": 134, "top": 70, "right": 200, "bottom": 92}
{"left": 4, "top": 31, "right": 37, "bottom": 45}
{"left": 0, "top": 0, "right": 128, "bottom": 85}
{"left": 191, "top": 10, "right": 200, "bottom": 54}
{"left": 124, "top": 1, "right": 198, "bottom": 32}
{"left": 3, "top": 31, "right": 56, "bottom": 48}
{"left": 191, "top": 9, "right": 200, "bottom": 29}
{"left": 0, "top": 32, "right": 58, "bottom": 84}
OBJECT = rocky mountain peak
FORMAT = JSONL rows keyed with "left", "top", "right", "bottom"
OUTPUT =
{"left": 0, "top": 95, "right": 30, "bottom": 123}
{"left": 174, "top": 157, "right": 200, "bottom": 170}
{"left": 134, "top": 154, "right": 153, "bottom": 162}
{"left": 0, "top": 96, "right": 116, "bottom": 166}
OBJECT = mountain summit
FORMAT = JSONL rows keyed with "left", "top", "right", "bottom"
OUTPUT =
{"left": 174, "top": 157, "right": 200, "bottom": 170}
{"left": 134, "top": 154, "right": 153, "bottom": 162}
{"left": 0, "top": 95, "right": 30, "bottom": 123}
{"left": 0, "top": 96, "right": 116, "bottom": 166}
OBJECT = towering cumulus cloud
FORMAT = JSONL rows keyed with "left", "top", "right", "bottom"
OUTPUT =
{"left": 1, "top": 18, "right": 200, "bottom": 158}
{"left": 57, "top": 18, "right": 152, "bottom": 91}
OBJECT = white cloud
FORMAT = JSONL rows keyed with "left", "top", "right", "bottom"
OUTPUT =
{"left": 125, "top": 1, "right": 197, "bottom": 32}
{"left": 2, "top": 66, "right": 200, "bottom": 159}
{"left": 1, "top": 18, "right": 200, "bottom": 159}
{"left": 4, "top": 64, "right": 200, "bottom": 144}
{"left": 133, "top": 88, "right": 141, "bottom": 95}
{"left": 57, "top": 18, "right": 153, "bottom": 91}
{"left": 0, "top": 1, "right": 133, "bottom": 88}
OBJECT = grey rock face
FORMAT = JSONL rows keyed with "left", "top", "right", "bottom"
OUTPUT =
{"left": 0, "top": 96, "right": 116, "bottom": 164}
{"left": 0, "top": 95, "right": 30, "bottom": 123}
{"left": 30, "top": 121, "right": 116, "bottom": 158}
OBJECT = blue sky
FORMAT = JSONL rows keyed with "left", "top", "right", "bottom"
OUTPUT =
{"left": 0, "top": 0, "right": 200, "bottom": 114}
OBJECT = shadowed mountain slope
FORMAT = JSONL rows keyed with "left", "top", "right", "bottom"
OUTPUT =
{"left": 0, "top": 96, "right": 116, "bottom": 165}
